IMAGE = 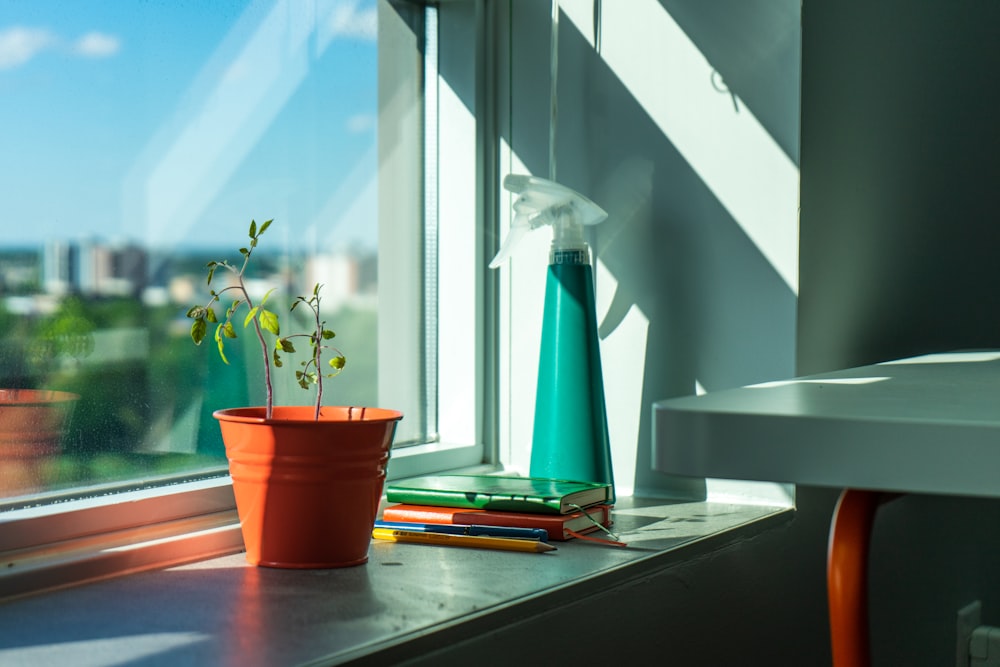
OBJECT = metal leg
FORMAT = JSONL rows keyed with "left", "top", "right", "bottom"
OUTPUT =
{"left": 828, "top": 489, "right": 881, "bottom": 667}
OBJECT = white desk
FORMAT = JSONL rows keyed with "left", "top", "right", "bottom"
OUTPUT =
{"left": 652, "top": 350, "right": 1000, "bottom": 666}
{"left": 653, "top": 350, "right": 1000, "bottom": 498}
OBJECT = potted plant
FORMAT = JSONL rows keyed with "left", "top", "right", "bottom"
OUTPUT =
{"left": 187, "top": 219, "right": 402, "bottom": 568}
{"left": 0, "top": 388, "right": 79, "bottom": 496}
{"left": 0, "top": 304, "right": 91, "bottom": 496}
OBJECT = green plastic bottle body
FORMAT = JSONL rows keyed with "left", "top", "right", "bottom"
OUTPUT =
{"left": 530, "top": 255, "right": 615, "bottom": 502}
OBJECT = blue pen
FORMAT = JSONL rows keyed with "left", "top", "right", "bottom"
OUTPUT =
{"left": 374, "top": 520, "right": 549, "bottom": 543}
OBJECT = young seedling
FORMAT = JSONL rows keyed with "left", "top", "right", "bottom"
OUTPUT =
{"left": 288, "top": 283, "right": 346, "bottom": 421}
{"left": 185, "top": 219, "right": 345, "bottom": 420}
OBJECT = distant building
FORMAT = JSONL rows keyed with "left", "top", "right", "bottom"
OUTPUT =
{"left": 112, "top": 243, "right": 147, "bottom": 293}
{"left": 44, "top": 241, "right": 77, "bottom": 295}
{"left": 77, "top": 238, "right": 112, "bottom": 295}
{"left": 43, "top": 239, "right": 148, "bottom": 297}
{"left": 305, "top": 253, "right": 359, "bottom": 311}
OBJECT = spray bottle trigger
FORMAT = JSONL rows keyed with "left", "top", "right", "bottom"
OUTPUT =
{"left": 489, "top": 224, "right": 528, "bottom": 269}
{"left": 489, "top": 174, "right": 608, "bottom": 269}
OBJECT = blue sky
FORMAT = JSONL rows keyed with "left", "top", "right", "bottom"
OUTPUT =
{"left": 0, "top": 0, "right": 379, "bottom": 251}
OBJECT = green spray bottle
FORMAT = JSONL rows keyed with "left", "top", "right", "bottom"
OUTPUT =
{"left": 491, "top": 174, "right": 615, "bottom": 502}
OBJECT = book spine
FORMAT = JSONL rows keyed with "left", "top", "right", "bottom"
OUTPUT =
{"left": 384, "top": 489, "right": 562, "bottom": 513}
{"left": 381, "top": 506, "right": 457, "bottom": 525}
{"left": 382, "top": 504, "right": 613, "bottom": 542}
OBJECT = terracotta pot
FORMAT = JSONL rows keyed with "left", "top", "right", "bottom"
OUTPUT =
{"left": 0, "top": 389, "right": 79, "bottom": 495}
{"left": 214, "top": 405, "right": 403, "bottom": 569}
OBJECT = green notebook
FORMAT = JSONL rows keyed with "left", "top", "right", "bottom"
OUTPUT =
{"left": 385, "top": 474, "right": 612, "bottom": 514}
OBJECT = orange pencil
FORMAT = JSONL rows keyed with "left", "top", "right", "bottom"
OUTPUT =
{"left": 371, "top": 527, "right": 556, "bottom": 553}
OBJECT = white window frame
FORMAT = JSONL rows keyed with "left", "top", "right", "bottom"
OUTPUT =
{"left": 379, "top": 2, "right": 495, "bottom": 479}
{"left": 0, "top": 0, "right": 492, "bottom": 598}
{"left": 382, "top": 0, "right": 496, "bottom": 479}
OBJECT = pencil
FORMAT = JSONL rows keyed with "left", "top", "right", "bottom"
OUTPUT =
{"left": 371, "top": 527, "right": 557, "bottom": 554}
{"left": 374, "top": 520, "right": 550, "bottom": 542}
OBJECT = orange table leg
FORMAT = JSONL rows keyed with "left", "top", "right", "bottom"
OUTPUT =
{"left": 827, "top": 489, "right": 881, "bottom": 667}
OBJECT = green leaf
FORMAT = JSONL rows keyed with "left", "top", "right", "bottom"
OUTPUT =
{"left": 214, "top": 325, "right": 230, "bottom": 364}
{"left": 222, "top": 322, "right": 237, "bottom": 339}
{"left": 322, "top": 329, "right": 335, "bottom": 340}
{"left": 259, "top": 309, "right": 280, "bottom": 336}
{"left": 190, "top": 318, "right": 207, "bottom": 344}
{"left": 186, "top": 306, "right": 203, "bottom": 319}
{"left": 297, "top": 371, "right": 317, "bottom": 389}
{"left": 239, "top": 247, "right": 249, "bottom": 257}
{"left": 249, "top": 220, "right": 257, "bottom": 238}
{"left": 273, "top": 347, "right": 283, "bottom": 368}
{"left": 260, "top": 288, "right": 276, "bottom": 306}
{"left": 206, "top": 265, "right": 216, "bottom": 285}
{"left": 330, "top": 355, "right": 346, "bottom": 370}
{"left": 259, "top": 219, "right": 272, "bottom": 235}
{"left": 244, "top": 306, "right": 259, "bottom": 328}
{"left": 205, "top": 307, "right": 217, "bottom": 323}
{"left": 279, "top": 338, "right": 295, "bottom": 353}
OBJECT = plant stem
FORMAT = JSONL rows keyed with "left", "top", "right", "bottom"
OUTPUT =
{"left": 312, "top": 296, "right": 323, "bottom": 421}
{"left": 229, "top": 249, "right": 274, "bottom": 420}
{"left": 251, "top": 312, "right": 274, "bottom": 420}
{"left": 239, "top": 298, "right": 273, "bottom": 421}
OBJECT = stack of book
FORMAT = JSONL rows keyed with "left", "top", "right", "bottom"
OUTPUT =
{"left": 380, "top": 474, "right": 614, "bottom": 542}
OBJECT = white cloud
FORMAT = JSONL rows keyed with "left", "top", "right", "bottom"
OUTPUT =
{"left": 74, "top": 32, "right": 120, "bottom": 58}
{"left": 346, "top": 113, "right": 375, "bottom": 134}
{"left": 329, "top": 3, "right": 377, "bottom": 41}
{"left": 0, "top": 26, "right": 56, "bottom": 70}
{"left": 0, "top": 26, "right": 120, "bottom": 69}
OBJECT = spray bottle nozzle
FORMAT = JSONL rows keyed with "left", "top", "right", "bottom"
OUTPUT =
{"left": 489, "top": 174, "right": 607, "bottom": 269}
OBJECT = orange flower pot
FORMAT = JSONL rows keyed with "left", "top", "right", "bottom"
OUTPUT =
{"left": 214, "top": 405, "right": 402, "bottom": 569}
{"left": 0, "top": 389, "right": 79, "bottom": 495}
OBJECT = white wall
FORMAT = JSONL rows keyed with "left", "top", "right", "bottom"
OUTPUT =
{"left": 498, "top": 0, "right": 801, "bottom": 498}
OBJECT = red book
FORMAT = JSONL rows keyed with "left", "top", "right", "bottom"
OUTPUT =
{"left": 381, "top": 503, "right": 613, "bottom": 542}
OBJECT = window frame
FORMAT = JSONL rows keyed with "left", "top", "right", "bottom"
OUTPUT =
{"left": 377, "top": 0, "right": 493, "bottom": 478}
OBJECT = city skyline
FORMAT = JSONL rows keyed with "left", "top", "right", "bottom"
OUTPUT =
{"left": 0, "top": 237, "right": 378, "bottom": 317}
{"left": 0, "top": 0, "right": 380, "bottom": 251}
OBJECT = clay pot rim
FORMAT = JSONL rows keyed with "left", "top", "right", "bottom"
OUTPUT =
{"left": 0, "top": 389, "right": 81, "bottom": 406}
{"left": 213, "top": 406, "right": 403, "bottom": 426}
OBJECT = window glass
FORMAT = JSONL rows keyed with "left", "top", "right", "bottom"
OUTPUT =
{"left": 0, "top": 1, "right": 387, "bottom": 501}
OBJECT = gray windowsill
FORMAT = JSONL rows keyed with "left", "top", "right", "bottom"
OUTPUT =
{"left": 0, "top": 496, "right": 790, "bottom": 666}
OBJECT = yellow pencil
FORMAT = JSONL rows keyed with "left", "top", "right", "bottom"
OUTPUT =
{"left": 371, "top": 527, "right": 556, "bottom": 554}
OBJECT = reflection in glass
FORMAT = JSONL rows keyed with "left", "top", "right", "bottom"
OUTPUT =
{"left": 0, "top": 1, "right": 379, "bottom": 500}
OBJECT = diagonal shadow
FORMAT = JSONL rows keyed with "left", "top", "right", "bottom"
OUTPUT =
{"left": 497, "top": 0, "right": 800, "bottom": 497}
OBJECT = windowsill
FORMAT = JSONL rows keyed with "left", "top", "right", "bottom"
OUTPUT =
{"left": 0, "top": 495, "right": 789, "bottom": 665}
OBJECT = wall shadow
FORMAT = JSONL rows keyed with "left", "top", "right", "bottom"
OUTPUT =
{"left": 505, "top": 0, "right": 800, "bottom": 496}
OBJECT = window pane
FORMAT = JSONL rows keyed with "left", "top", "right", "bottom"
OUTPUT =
{"left": 0, "top": 1, "right": 386, "bottom": 501}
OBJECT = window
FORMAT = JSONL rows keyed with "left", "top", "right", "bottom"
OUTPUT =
{"left": 0, "top": 0, "right": 489, "bottom": 585}
{"left": 0, "top": 0, "right": 803, "bottom": 604}
{"left": 2, "top": 1, "right": 369, "bottom": 501}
